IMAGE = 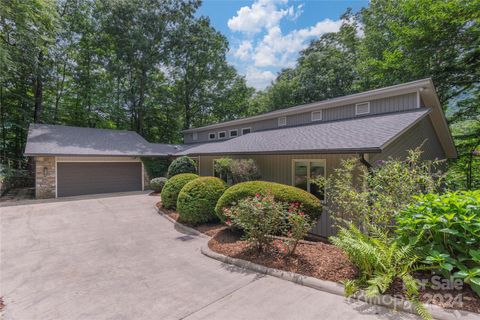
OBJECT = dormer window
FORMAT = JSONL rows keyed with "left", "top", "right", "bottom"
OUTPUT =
{"left": 208, "top": 132, "right": 216, "bottom": 140}
{"left": 278, "top": 116, "right": 287, "bottom": 127}
{"left": 192, "top": 132, "right": 198, "bottom": 141}
{"left": 218, "top": 131, "right": 226, "bottom": 139}
{"left": 355, "top": 102, "right": 370, "bottom": 115}
{"left": 229, "top": 129, "right": 238, "bottom": 137}
{"left": 311, "top": 110, "right": 322, "bottom": 122}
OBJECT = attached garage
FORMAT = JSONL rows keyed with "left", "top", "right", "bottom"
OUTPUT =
{"left": 57, "top": 161, "right": 143, "bottom": 197}
{"left": 24, "top": 124, "right": 181, "bottom": 199}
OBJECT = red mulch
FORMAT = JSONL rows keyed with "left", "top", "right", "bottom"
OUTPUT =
{"left": 149, "top": 191, "right": 161, "bottom": 196}
{"left": 0, "top": 297, "right": 5, "bottom": 311}
{"left": 387, "top": 274, "right": 480, "bottom": 314}
{"left": 208, "top": 228, "right": 357, "bottom": 283}
{"left": 155, "top": 201, "right": 479, "bottom": 314}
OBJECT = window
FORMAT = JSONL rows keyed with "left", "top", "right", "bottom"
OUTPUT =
{"left": 278, "top": 116, "right": 287, "bottom": 126}
{"left": 218, "top": 131, "right": 226, "bottom": 139}
{"left": 292, "top": 159, "right": 326, "bottom": 201}
{"left": 229, "top": 129, "right": 238, "bottom": 137}
{"left": 208, "top": 132, "right": 216, "bottom": 140}
{"left": 311, "top": 110, "right": 322, "bottom": 122}
{"left": 241, "top": 127, "right": 251, "bottom": 135}
{"left": 192, "top": 132, "right": 198, "bottom": 141}
{"left": 355, "top": 102, "right": 370, "bottom": 115}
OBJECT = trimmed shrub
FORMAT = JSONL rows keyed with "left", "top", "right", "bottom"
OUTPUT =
{"left": 161, "top": 173, "right": 198, "bottom": 209}
{"left": 150, "top": 177, "right": 167, "bottom": 192}
{"left": 167, "top": 156, "right": 197, "bottom": 178}
{"left": 177, "top": 177, "right": 227, "bottom": 225}
{"left": 142, "top": 157, "right": 171, "bottom": 179}
{"left": 215, "top": 181, "right": 322, "bottom": 222}
{"left": 214, "top": 157, "right": 261, "bottom": 185}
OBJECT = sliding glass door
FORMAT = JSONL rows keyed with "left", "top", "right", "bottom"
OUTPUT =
{"left": 292, "top": 159, "right": 325, "bottom": 201}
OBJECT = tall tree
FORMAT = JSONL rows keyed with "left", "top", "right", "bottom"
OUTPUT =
{"left": 169, "top": 17, "right": 252, "bottom": 129}
{"left": 98, "top": 0, "right": 199, "bottom": 135}
{"left": 252, "top": 12, "right": 361, "bottom": 111}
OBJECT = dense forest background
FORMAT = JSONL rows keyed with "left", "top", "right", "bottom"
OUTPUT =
{"left": 0, "top": 0, "right": 479, "bottom": 189}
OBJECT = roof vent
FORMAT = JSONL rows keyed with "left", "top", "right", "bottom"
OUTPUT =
{"left": 355, "top": 102, "right": 370, "bottom": 115}
{"left": 278, "top": 117, "right": 287, "bottom": 127}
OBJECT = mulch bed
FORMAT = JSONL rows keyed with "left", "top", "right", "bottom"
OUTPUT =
{"left": 0, "top": 297, "right": 5, "bottom": 311}
{"left": 387, "top": 274, "right": 480, "bottom": 314}
{"left": 208, "top": 228, "right": 357, "bottom": 283}
{"left": 156, "top": 202, "right": 226, "bottom": 237}
{"left": 155, "top": 201, "right": 479, "bottom": 314}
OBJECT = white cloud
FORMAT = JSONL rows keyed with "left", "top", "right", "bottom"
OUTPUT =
{"left": 228, "top": 0, "right": 295, "bottom": 33}
{"left": 232, "top": 40, "right": 253, "bottom": 61}
{"left": 228, "top": 0, "right": 343, "bottom": 89}
{"left": 245, "top": 67, "right": 276, "bottom": 90}
{"left": 252, "top": 19, "right": 342, "bottom": 68}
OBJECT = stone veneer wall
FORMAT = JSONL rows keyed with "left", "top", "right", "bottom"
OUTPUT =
{"left": 35, "top": 156, "right": 56, "bottom": 199}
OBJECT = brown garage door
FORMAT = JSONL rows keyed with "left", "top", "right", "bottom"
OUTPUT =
{"left": 57, "top": 162, "right": 142, "bottom": 197}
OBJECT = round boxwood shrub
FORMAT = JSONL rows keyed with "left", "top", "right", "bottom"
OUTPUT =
{"left": 177, "top": 177, "right": 227, "bottom": 225}
{"left": 161, "top": 173, "right": 198, "bottom": 209}
{"left": 167, "top": 156, "right": 197, "bottom": 178}
{"left": 215, "top": 181, "right": 322, "bottom": 222}
{"left": 150, "top": 177, "right": 167, "bottom": 192}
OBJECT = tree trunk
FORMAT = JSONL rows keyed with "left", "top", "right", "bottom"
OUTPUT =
{"left": 0, "top": 85, "right": 6, "bottom": 160}
{"left": 33, "top": 51, "right": 44, "bottom": 123}
{"left": 54, "top": 59, "right": 67, "bottom": 123}
{"left": 136, "top": 68, "right": 147, "bottom": 135}
{"left": 183, "top": 76, "right": 191, "bottom": 130}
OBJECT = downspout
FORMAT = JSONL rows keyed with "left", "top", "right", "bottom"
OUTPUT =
{"left": 358, "top": 153, "right": 373, "bottom": 173}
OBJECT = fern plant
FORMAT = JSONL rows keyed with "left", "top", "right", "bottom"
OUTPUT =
{"left": 330, "top": 223, "right": 432, "bottom": 320}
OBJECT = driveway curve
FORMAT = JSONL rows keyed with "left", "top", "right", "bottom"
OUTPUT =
{"left": 1, "top": 194, "right": 419, "bottom": 320}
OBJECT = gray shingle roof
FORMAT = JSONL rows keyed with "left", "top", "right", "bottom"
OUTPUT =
{"left": 176, "top": 109, "right": 431, "bottom": 155}
{"left": 25, "top": 109, "right": 430, "bottom": 157}
{"left": 24, "top": 124, "right": 182, "bottom": 156}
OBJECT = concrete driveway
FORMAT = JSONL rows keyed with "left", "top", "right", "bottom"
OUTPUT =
{"left": 0, "top": 194, "right": 419, "bottom": 320}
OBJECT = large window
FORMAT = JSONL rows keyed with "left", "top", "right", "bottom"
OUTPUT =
{"left": 292, "top": 159, "right": 325, "bottom": 201}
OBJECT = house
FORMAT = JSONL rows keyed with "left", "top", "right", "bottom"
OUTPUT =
{"left": 24, "top": 78, "right": 456, "bottom": 236}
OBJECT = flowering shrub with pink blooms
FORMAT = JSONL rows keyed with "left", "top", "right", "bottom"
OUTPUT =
{"left": 224, "top": 191, "right": 314, "bottom": 254}
{"left": 223, "top": 192, "right": 285, "bottom": 251}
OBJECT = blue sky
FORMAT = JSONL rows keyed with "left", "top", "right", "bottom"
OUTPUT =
{"left": 197, "top": 0, "right": 368, "bottom": 90}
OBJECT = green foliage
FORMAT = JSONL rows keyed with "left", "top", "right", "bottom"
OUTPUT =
{"left": 247, "top": 0, "right": 479, "bottom": 191}
{"left": 224, "top": 192, "right": 314, "bottom": 254}
{"left": 160, "top": 173, "right": 198, "bottom": 209}
{"left": 0, "top": 0, "right": 254, "bottom": 167}
{"left": 142, "top": 158, "right": 171, "bottom": 179}
{"left": 150, "top": 177, "right": 167, "bottom": 193}
{"left": 215, "top": 181, "right": 322, "bottom": 223}
{"left": 396, "top": 190, "right": 480, "bottom": 296}
{"left": 214, "top": 158, "right": 261, "bottom": 185}
{"left": 167, "top": 156, "right": 197, "bottom": 178}
{"left": 223, "top": 192, "right": 287, "bottom": 252}
{"left": 313, "top": 148, "right": 444, "bottom": 233}
{"left": 446, "top": 115, "right": 480, "bottom": 190}
{"left": 177, "top": 177, "right": 226, "bottom": 225}
{"left": 169, "top": 17, "right": 254, "bottom": 129}
{"left": 280, "top": 202, "right": 315, "bottom": 256}
{"left": 248, "top": 12, "right": 360, "bottom": 112}
{"left": 331, "top": 223, "right": 432, "bottom": 320}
